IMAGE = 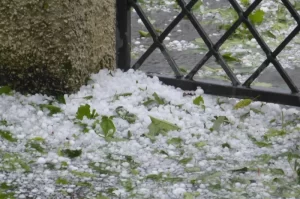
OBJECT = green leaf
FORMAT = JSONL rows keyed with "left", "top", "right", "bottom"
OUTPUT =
{"left": 222, "top": 53, "right": 241, "bottom": 62}
{"left": 179, "top": 67, "right": 188, "bottom": 73}
{"left": 139, "top": 30, "right": 151, "bottom": 37}
{"left": 269, "top": 168, "right": 285, "bottom": 175}
{"left": 146, "top": 173, "right": 163, "bottom": 181}
{"left": 234, "top": 99, "right": 252, "bottom": 110}
{"left": 26, "top": 142, "right": 45, "bottom": 153}
{"left": 114, "top": 93, "right": 132, "bottom": 100}
{"left": 0, "top": 130, "right": 17, "bottom": 142}
{"left": 153, "top": 92, "right": 165, "bottom": 105}
{"left": 248, "top": 135, "right": 272, "bottom": 148}
{"left": 147, "top": 116, "right": 181, "bottom": 141}
{"left": 184, "top": 192, "right": 194, "bottom": 199}
{"left": 185, "top": 167, "right": 201, "bottom": 173}
{"left": 240, "top": 0, "right": 250, "bottom": 7}
{"left": 88, "top": 162, "right": 119, "bottom": 175}
{"left": 222, "top": 143, "right": 231, "bottom": 148}
{"left": 0, "top": 86, "right": 12, "bottom": 95}
{"left": 0, "top": 192, "right": 16, "bottom": 199}
{"left": 56, "top": 95, "right": 66, "bottom": 104}
{"left": 194, "top": 141, "right": 207, "bottom": 149}
{"left": 210, "top": 116, "right": 227, "bottom": 132}
{"left": 95, "top": 193, "right": 109, "bottom": 199}
{"left": 193, "top": 96, "right": 205, "bottom": 110}
{"left": 263, "top": 129, "right": 286, "bottom": 140}
{"left": 61, "top": 149, "right": 82, "bottom": 158}
{"left": 83, "top": 95, "right": 93, "bottom": 100}
{"left": 253, "top": 82, "right": 273, "bottom": 88}
{"left": 231, "top": 167, "right": 248, "bottom": 174}
{"left": 143, "top": 98, "right": 155, "bottom": 106}
{"left": 76, "top": 104, "right": 98, "bottom": 120}
{"left": 192, "top": 0, "right": 202, "bottom": 11}
{"left": 0, "top": 120, "right": 8, "bottom": 126}
{"left": 249, "top": 9, "right": 265, "bottom": 24}
{"left": 39, "top": 104, "right": 62, "bottom": 116}
{"left": 101, "top": 116, "right": 116, "bottom": 138}
{"left": 167, "top": 137, "right": 182, "bottom": 146}
{"left": 295, "top": 1, "right": 300, "bottom": 10}
{"left": 115, "top": 106, "right": 137, "bottom": 124}
{"left": 56, "top": 177, "right": 69, "bottom": 185}
{"left": 179, "top": 157, "right": 192, "bottom": 164}
{"left": 121, "top": 180, "right": 134, "bottom": 192}
{"left": 71, "top": 170, "right": 96, "bottom": 178}
{"left": 262, "top": 31, "right": 276, "bottom": 39}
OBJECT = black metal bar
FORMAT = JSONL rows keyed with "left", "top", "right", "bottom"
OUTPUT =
{"left": 229, "top": 0, "right": 299, "bottom": 93}
{"left": 152, "top": 75, "right": 300, "bottom": 107}
{"left": 116, "top": 0, "right": 131, "bottom": 71}
{"left": 130, "top": 0, "right": 182, "bottom": 77}
{"left": 243, "top": 26, "right": 300, "bottom": 87}
{"left": 177, "top": 0, "right": 240, "bottom": 86}
{"left": 186, "top": 0, "right": 261, "bottom": 80}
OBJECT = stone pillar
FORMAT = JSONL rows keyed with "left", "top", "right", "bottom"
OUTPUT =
{"left": 0, "top": 0, "right": 115, "bottom": 95}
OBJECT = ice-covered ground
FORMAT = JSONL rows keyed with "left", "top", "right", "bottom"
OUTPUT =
{"left": 1, "top": 69, "right": 300, "bottom": 199}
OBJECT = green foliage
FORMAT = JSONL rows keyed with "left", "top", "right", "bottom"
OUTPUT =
{"left": 71, "top": 170, "right": 96, "bottom": 178}
{"left": 39, "top": 104, "right": 62, "bottom": 116}
{"left": 83, "top": 96, "right": 93, "bottom": 100}
{"left": 248, "top": 135, "right": 272, "bottom": 148}
{"left": 100, "top": 116, "right": 116, "bottom": 138}
{"left": 0, "top": 86, "right": 12, "bottom": 95}
{"left": 146, "top": 116, "right": 181, "bottom": 142}
{"left": 222, "top": 143, "right": 231, "bottom": 148}
{"left": 121, "top": 180, "right": 134, "bottom": 192}
{"left": 60, "top": 149, "right": 82, "bottom": 158}
{"left": 269, "top": 168, "right": 285, "bottom": 175}
{"left": 263, "top": 129, "right": 286, "bottom": 140}
{"left": 56, "top": 177, "right": 69, "bottom": 185}
{"left": 0, "top": 130, "right": 17, "bottom": 142}
{"left": 193, "top": 96, "right": 205, "bottom": 110}
{"left": 222, "top": 53, "right": 241, "bottom": 62}
{"left": 56, "top": 95, "right": 66, "bottom": 104}
{"left": 231, "top": 167, "right": 248, "bottom": 174}
{"left": 179, "top": 67, "right": 188, "bottom": 74}
{"left": 167, "top": 137, "right": 182, "bottom": 146}
{"left": 139, "top": 30, "right": 151, "bottom": 38}
{"left": 95, "top": 193, "right": 109, "bottom": 199}
{"left": 249, "top": 9, "right": 265, "bottom": 24}
{"left": 26, "top": 137, "right": 45, "bottom": 153}
{"left": 153, "top": 92, "right": 165, "bottom": 105}
{"left": 210, "top": 116, "right": 230, "bottom": 132}
{"left": 0, "top": 192, "right": 16, "bottom": 199}
{"left": 88, "top": 162, "right": 119, "bottom": 175}
{"left": 179, "top": 157, "right": 192, "bottom": 164}
{"left": 234, "top": 99, "right": 252, "bottom": 109}
{"left": 114, "top": 93, "right": 132, "bottom": 100}
{"left": 115, "top": 106, "right": 137, "bottom": 124}
{"left": 0, "top": 152, "right": 30, "bottom": 172}
{"left": 76, "top": 104, "right": 99, "bottom": 120}
{"left": 240, "top": 0, "right": 250, "bottom": 7}
{"left": 194, "top": 141, "right": 206, "bottom": 149}
{"left": 192, "top": 0, "right": 202, "bottom": 11}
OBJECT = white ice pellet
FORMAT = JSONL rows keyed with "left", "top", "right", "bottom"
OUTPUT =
{"left": 36, "top": 157, "right": 46, "bottom": 164}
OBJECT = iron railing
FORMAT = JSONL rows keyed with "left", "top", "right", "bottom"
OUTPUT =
{"left": 116, "top": 0, "right": 300, "bottom": 107}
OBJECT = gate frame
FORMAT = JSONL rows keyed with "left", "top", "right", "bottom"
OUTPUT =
{"left": 116, "top": 0, "right": 300, "bottom": 107}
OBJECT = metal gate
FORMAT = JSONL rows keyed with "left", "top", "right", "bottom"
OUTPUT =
{"left": 116, "top": 0, "right": 300, "bottom": 107}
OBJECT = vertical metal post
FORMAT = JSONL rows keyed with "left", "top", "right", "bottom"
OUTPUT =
{"left": 116, "top": 0, "right": 131, "bottom": 71}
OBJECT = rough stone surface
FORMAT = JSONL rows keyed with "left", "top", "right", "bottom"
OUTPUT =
{"left": 0, "top": 0, "right": 115, "bottom": 95}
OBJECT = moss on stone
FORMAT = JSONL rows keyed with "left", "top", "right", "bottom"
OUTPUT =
{"left": 0, "top": 0, "right": 115, "bottom": 96}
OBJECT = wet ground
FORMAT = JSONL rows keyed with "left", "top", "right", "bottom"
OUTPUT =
{"left": 130, "top": 0, "right": 300, "bottom": 92}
